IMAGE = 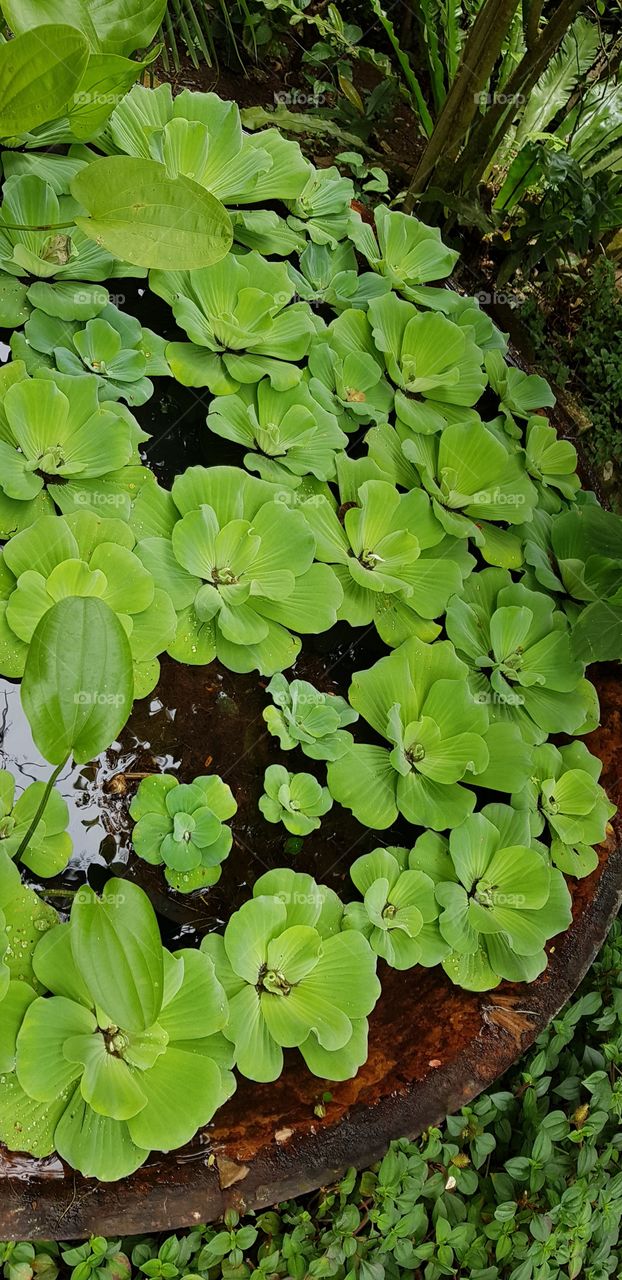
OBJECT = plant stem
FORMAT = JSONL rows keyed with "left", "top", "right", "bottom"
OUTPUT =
{"left": 403, "top": 0, "right": 521, "bottom": 207}
{"left": 14, "top": 760, "right": 67, "bottom": 862}
{"left": 0, "top": 221, "right": 75, "bottom": 232}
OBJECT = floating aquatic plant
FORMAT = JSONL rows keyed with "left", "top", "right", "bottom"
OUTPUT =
{"left": 263, "top": 674, "right": 358, "bottom": 761}
{"left": 259, "top": 764, "right": 333, "bottom": 835}
{"left": 130, "top": 773, "right": 237, "bottom": 893}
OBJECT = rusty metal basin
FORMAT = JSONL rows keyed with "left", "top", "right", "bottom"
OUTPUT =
{"left": 0, "top": 660, "right": 620, "bottom": 1240}
{"left": 0, "top": 279, "right": 620, "bottom": 1240}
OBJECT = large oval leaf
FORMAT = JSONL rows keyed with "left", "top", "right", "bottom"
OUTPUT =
{"left": 71, "top": 878, "right": 164, "bottom": 1033}
{"left": 0, "top": 0, "right": 167, "bottom": 57}
{"left": 70, "top": 158, "right": 233, "bottom": 270}
{"left": 21, "top": 596, "right": 134, "bottom": 766}
{"left": 0, "top": 25, "right": 89, "bottom": 137}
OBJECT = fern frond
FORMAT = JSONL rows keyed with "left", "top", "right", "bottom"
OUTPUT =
{"left": 514, "top": 16, "right": 600, "bottom": 146}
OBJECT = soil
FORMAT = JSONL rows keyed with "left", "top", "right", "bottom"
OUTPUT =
{"left": 153, "top": 33, "right": 424, "bottom": 181}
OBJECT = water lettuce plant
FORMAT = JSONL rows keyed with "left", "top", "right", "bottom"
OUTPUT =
{"left": 201, "top": 875, "right": 380, "bottom": 1082}
{"left": 523, "top": 416, "right": 581, "bottom": 503}
{"left": 349, "top": 206, "right": 459, "bottom": 301}
{"left": 0, "top": 510, "right": 176, "bottom": 693}
{"left": 306, "top": 308, "right": 394, "bottom": 431}
{"left": 512, "top": 741, "right": 615, "bottom": 878}
{"left": 0, "top": 175, "right": 122, "bottom": 281}
{"left": 328, "top": 635, "right": 531, "bottom": 831}
{"left": 0, "top": 769, "right": 71, "bottom": 878}
{"left": 0, "top": 371, "right": 145, "bottom": 527}
{"left": 401, "top": 418, "right": 538, "bottom": 558}
{"left": 259, "top": 765, "right": 333, "bottom": 835}
{"left": 150, "top": 252, "right": 317, "bottom": 393}
{"left": 206, "top": 379, "right": 347, "bottom": 484}
{"left": 6, "top": 880, "right": 233, "bottom": 1180}
{"left": 263, "top": 674, "right": 358, "bottom": 761}
{"left": 425, "top": 805, "right": 573, "bottom": 991}
{"left": 104, "top": 85, "right": 311, "bottom": 206}
{"left": 300, "top": 464, "right": 473, "bottom": 645}
{"left": 486, "top": 350, "right": 556, "bottom": 425}
{"left": 13, "top": 297, "right": 169, "bottom": 406}
{"left": 523, "top": 503, "right": 622, "bottom": 663}
{"left": 130, "top": 773, "right": 237, "bottom": 893}
{"left": 445, "top": 567, "right": 598, "bottom": 744}
{"left": 288, "top": 241, "right": 389, "bottom": 312}
{"left": 284, "top": 166, "right": 354, "bottom": 246}
{"left": 134, "top": 465, "right": 343, "bottom": 674}
{"left": 368, "top": 293, "right": 487, "bottom": 434}
{"left": 342, "top": 847, "right": 446, "bottom": 969}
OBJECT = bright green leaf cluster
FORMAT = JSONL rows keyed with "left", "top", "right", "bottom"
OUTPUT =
{"left": 0, "top": 509, "right": 176, "bottom": 694}
{"left": 206, "top": 378, "right": 347, "bottom": 484}
{"left": 0, "top": 366, "right": 148, "bottom": 538}
{"left": 263, "top": 673, "right": 358, "bottom": 761}
{"left": 328, "top": 634, "right": 531, "bottom": 831}
{"left": 1, "top": 879, "right": 234, "bottom": 1181}
{"left": 202, "top": 868, "right": 380, "bottom": 1082}
{"left": 512, "top": 740, "right": 615, "bottom": 877}
{"left": 130, "top": 773, "right": 237, "bottom": 893}
{"left": 524, "top": 501, "right": 622, "bottom": 663}
{"left": 150, "top": 252, "right": 317, "bottom": 393}
{"left": 105, "top": 84, "right": 311, "bottom": 208}
{"left": 259, "top": 764, "right": 333, "bottom": 835}
{"left": 134, "top": 465, "right": 343, "bottom": 675}
{"left": 343, "top": 847, "right": 446, "bottom": 970}
{"left": 12, "top": 285, "right": 169, "bottom": 406}
{"left": 445, "top": 567, "right": 598, "bottom": 743}
{"left": 412, "top": 806, "right": 573, "bottom": 991}
{"left": 301, "top": 458, "right": 473, "bottom": 645}
{"left": 349, "top": 205, "right": 459, "bottom": 301}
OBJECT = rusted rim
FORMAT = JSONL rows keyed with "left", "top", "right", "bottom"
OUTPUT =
{"left": 0, "top": 663, "right": 620, "bottom": 1241}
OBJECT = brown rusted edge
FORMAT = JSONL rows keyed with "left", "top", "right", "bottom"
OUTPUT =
{"left": 1, "top": 665, "right": 621, "bottom": 1241}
